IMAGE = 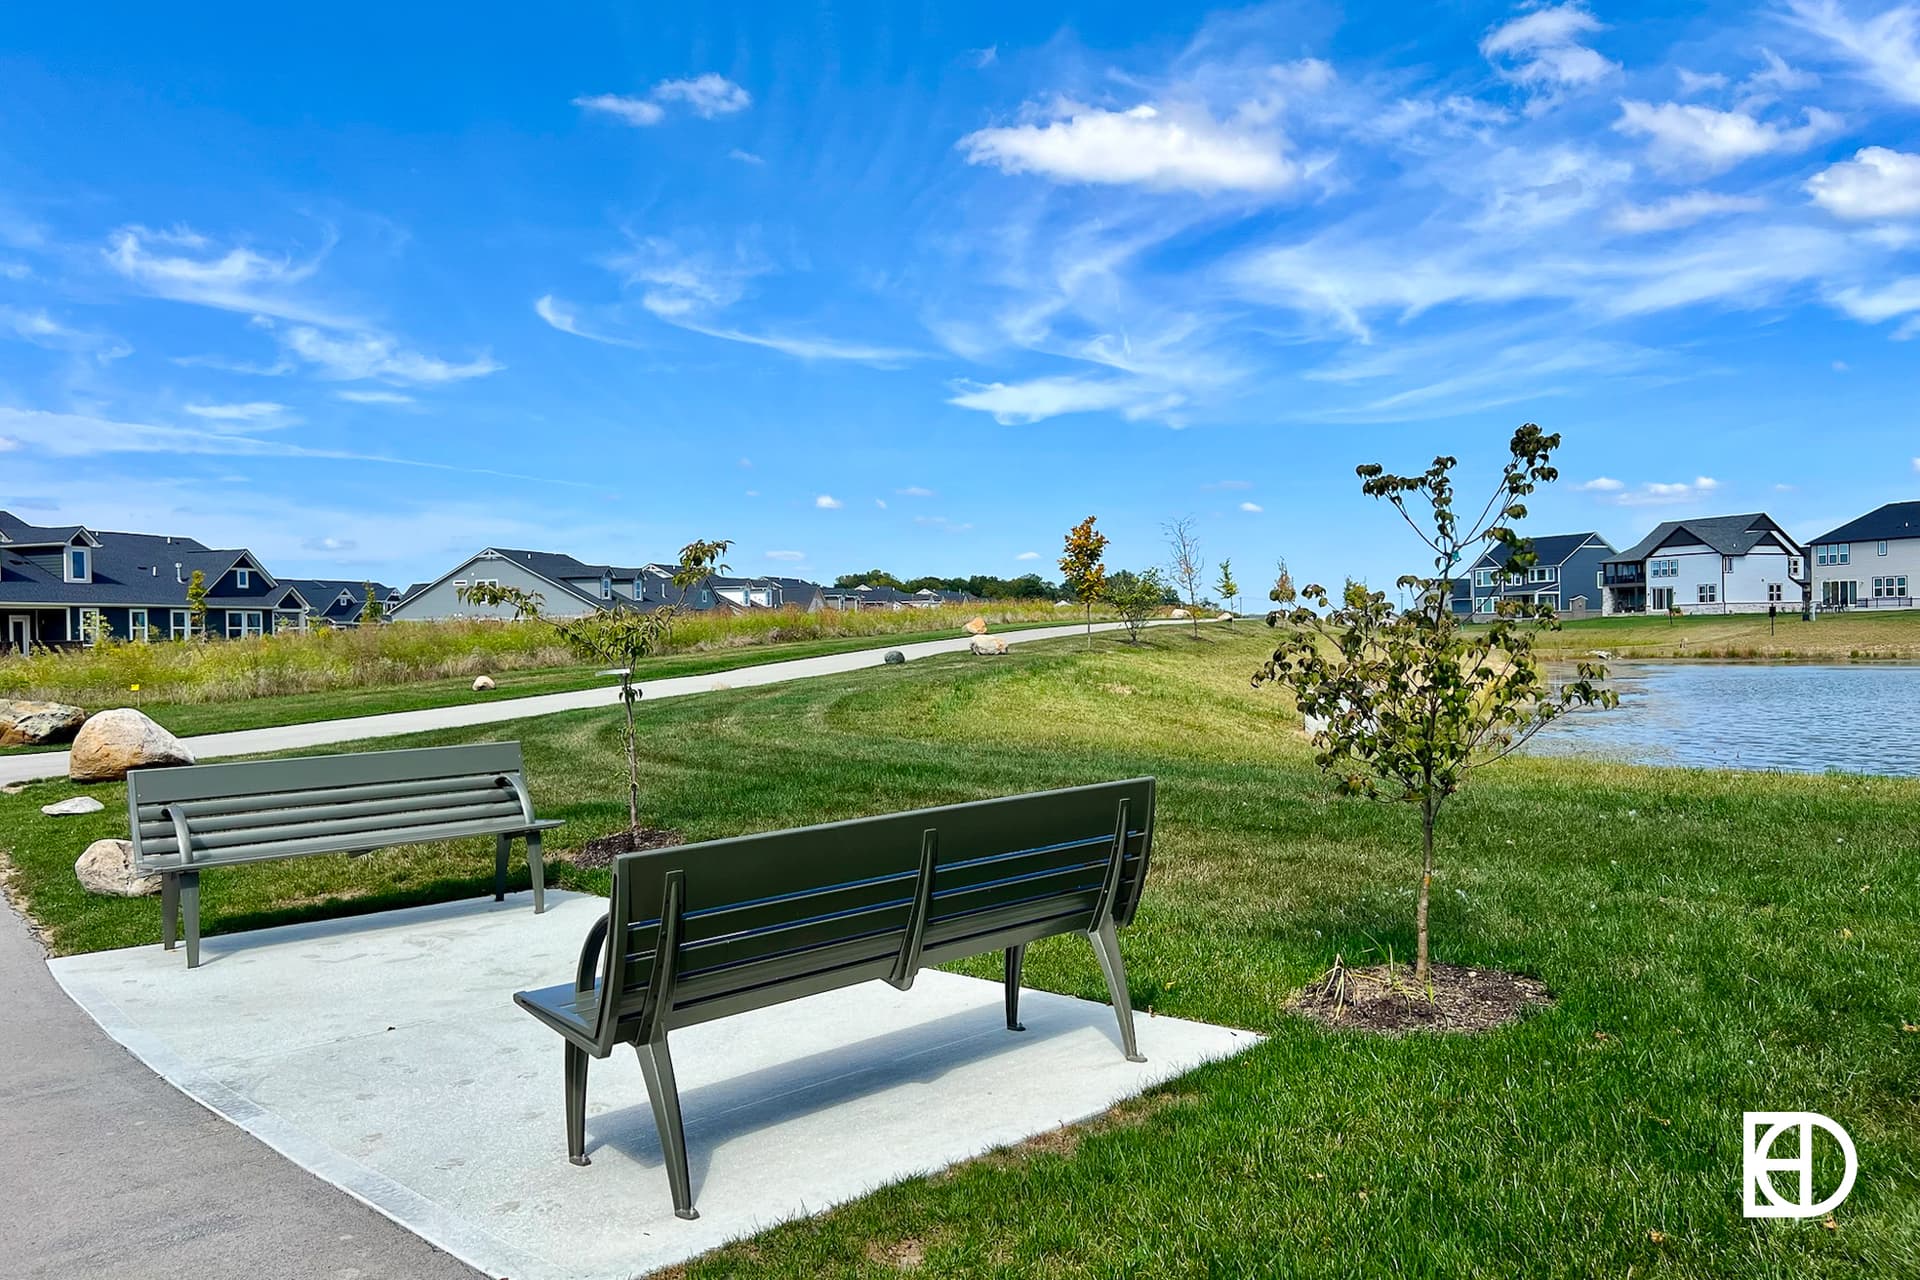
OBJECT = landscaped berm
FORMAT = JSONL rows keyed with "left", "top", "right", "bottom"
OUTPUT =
{"left": 4, "top": 628, "right": 1918, "bottom": 1277}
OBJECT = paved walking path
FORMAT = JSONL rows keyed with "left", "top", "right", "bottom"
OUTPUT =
{"left": 1, "top": 619, "right": 1175, "bottom": 786}
{"left": 0, "top": 897, "right": 482, "bottom": 1279}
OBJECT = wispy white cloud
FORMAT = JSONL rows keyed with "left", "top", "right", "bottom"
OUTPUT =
{"left": 335, "top": 389, "right": 416, "bottom": 405}
{"left": 875, "top": 498, "right": 888, "bottom": 509}
{"left": 1577, "top": 476, "right": 1625, "bottom": 491}
{"left": 1238, "top": 501, "right": 1264, "bottom": 512}
{"left": 102, "top": 224, "right": 347, "bottom": 326}
{"left": 947, "top": 375, "right": 1184, "bottom": 425}
{"left": 0, "top": 435, "right": 19, "bottom": 452}
{"left": 1806, "top": 147, "right": 1920, "bottom": 219}
{"left": 1480, "top": 2, "right": 1618, "bottom": 89}
{"left": 0, "top": 305, "right": 128, "bottom": 358}
{"left": 276, "top": 324, "right": 501, "bottom": 384}
{"left": 1826, "top": 275, "right": 1920, "bottom": 336}
{"left": 814, "top": 494, "right": 843, "bottom": 509}
{"left": 1785, "top": 0, "right": 1920, "bottom": 105}
{"left": 571, "top": 93, "right": 664, "bottom": 126}
{"left": 573, "top": 75, "right": 751, "bottom": 127}
{"left": 897, "top": 485, "right": 934, "bottom": 497}
{"left": 765, "top": 549, "right": 805, "bottom": 561}
{"left": 1015, "top": 550, "right": 1040, "bottom": 560}
{"left": 1609, "top": 191, "right": 1768, "bottom": 233}
{"left": 960, "top": 101, "right": 1297, "bottom": 193}
{"left": 727, "top": 148, "right": 764, "bottom": 165}
{"left": 1611, "top": 475, "right": 1722, "bottom": 506}
{"left": 183, "top": 401, "right": 287, "bottom": 422}
{"left": 651, "top": 74, "right": 752, "bottom": 118}
{"left": 1613, "top": 101, "right": 1842, "bottom": 174}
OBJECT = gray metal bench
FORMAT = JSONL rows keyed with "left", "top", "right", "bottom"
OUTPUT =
{"left": 127, "top": 742, "right": 562, "bottom": 968}
{"left": 516, "top": 776, "right": 1155, "bottom": 1220}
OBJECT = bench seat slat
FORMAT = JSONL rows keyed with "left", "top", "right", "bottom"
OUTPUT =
{"left": 134, "top": 814, "right": 558, "bottom": 870}
{"left": 133, "top": 772, "right": 521, "bottom": 824}
{"left": 136, "top": 785, "right": 520, "bottom": 841}
{"left": 155, "top": 797, "right": 524, "bottom": 855}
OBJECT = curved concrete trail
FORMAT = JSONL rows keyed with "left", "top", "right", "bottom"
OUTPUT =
{"left": 1, "top": 619, "right": 1184, "bottom": 787}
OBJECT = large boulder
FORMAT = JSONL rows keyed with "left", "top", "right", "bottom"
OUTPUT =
{"left": 1170, "top": 608, "right": 1191, "bottom": 619}
{"left": 0, "top": 699, "right": 87, "bottom": 747}
{"left": 68, "top": 708, "right": 195, "bottom": 783}
{"left": 963, "top": 616, "right": 989, "bottom": 635}
{"left": 969, "top": 635, "right": 1010, "bottom": 656}
{"left": 42, "top": 796, "right": 105, "bottom": 817}
{"left": 471, "top": 675, "right": 496, "bottom": 692}
{"left": 883, "top": 650, "right": 905, "bottom": 665}
{"left": 74, "top": 839, "right": 162, "bottom": 898}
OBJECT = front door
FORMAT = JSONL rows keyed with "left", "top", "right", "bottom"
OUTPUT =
{"left": 6, "top": 615, "right": 30, "bottom": 656}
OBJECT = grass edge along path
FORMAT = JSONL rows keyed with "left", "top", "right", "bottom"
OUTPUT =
{"left": 2, "top": 628, "right": 1914, "bottom": 1278}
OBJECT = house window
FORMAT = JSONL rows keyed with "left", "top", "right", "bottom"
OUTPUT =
{"left": 1723, "top": 556, "right": 1735, "bottom": 573}
{"left": 1767, "top": 584, "right": 1783, "bottom": 603}
{"left": 1872, "top": 576, "right": 1908, "bottom": 598}
{"left": 1475, "top": 597, "right": 1494, "bottom": 614}
{"left": 1650, "top": 587, "right": 1674, "bottom": 611}
{"left": 77, "top": 608, "right": 102, "bottom": 645}
{"left": 1788, "top": 558, "right": 1801, "bottom": 578}
{"left": 1527, "top": 567, "right": 1554, "bottom": 583}
{"left": 1697, "top": 584, "right": 1717, "bottom": 604}
{"left": 1816, "top": 544, "right": 1850, "bottom": 566}
{"left": 1823, "top": 580, "right": 1859, "bottom": 606}
{"left": 1504, "top": 572, "right": 1523, "bottom": 586}
{"left": 600, "top": 574, "right": 613, "bottom": 600}
{"left": 67, "top": 547, "right": 90, "bottom": 582}
{"left": 170, "top": 610, "right": 190, "bottom": 639}
{"left": 235, "top": 568, "right": 252, "bottom": 589}
{"left": 130, "top": 609, "right": 150, "bottom": 641}
{"left": 1650, "top": 559, "right": 1678, "bottom": 578}
{"left": 1878, "top": 541, "right": 1889, "bottom": 557}
{"left": 1474, "top": 569, "right": 1495, "bottom": 588}
{"left": 224, "top": 611, "right": 265, "bottom": 638}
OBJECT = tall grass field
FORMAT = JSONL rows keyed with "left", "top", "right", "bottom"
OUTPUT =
{"left": 0, "top": 601, "right": 1070, "bottom": 708}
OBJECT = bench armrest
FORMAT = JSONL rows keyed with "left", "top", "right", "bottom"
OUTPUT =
{"left": 575, "top": 914, "right": 610, "bottom": 994}
{"left": 159, "top": 803, "right": 197, "bottom": 868}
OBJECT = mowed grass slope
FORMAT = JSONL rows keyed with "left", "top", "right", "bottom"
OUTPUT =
{"left": 3, "top": 628, "right": 1916, "bottom": 1277}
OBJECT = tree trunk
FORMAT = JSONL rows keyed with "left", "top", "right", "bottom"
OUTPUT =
{"left": 1416, "top": 789, "right": 1434, "bottom": 982}
{"left": 622, "top": 682, "right": 641, "bottom": 836}
{"left": 1085, "top": 602, "right": 1092, "bottom": 651}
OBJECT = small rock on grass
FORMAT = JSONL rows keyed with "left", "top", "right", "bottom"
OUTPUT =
{"left": 42, "top": 796, "right": 105, "bottom": 816}
{"left": 472, "top": 675, "right": 496, "bottom": 692}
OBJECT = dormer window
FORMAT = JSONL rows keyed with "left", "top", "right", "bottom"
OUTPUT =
{"left": 235, "top": 567, "right": 252, "bottom": 589}
{"left": 66, "top": 547, "right": 90, "bottom": 582}
{"left": 601, "top": 574, "right": 613, "bottom": 600}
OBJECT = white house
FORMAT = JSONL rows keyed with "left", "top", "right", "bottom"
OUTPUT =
{"left": 1599, "top": 513, "right": 1804, "bottom": 616}
{"left": 1807, "top": 500, "right": 1920, "bottom": 610}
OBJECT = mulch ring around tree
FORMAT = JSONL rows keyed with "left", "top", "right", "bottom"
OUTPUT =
{"left": 1289, "top": 959, "right": 1553, "bottom": 1035}
{"left": 562, "top": 827, "right": 686, "bottom": 869}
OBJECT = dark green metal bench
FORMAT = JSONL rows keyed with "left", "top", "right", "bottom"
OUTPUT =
{"left": 516, "top": 776, "right": 1155, "bottom": 1220}
{"left": 126, "top": 742, "right": 561, "bottom": 968}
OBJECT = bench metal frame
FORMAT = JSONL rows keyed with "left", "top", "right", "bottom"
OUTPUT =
{"left": 516, "top": 777, "right": 1155, "bottom": 1220}
{"left": 127, "top": 742, "right": 561, "bottom": 968}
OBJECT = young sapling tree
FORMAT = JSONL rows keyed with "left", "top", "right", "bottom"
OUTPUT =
{"left": 1058, "top": 515, "right": 1109, "bottom": 651}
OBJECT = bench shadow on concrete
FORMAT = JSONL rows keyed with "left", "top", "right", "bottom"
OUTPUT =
{"left": 577, "top": 1002, "right": 1104, "bottom": 1201}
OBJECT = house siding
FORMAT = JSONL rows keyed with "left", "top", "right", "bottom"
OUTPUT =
{"left": 388, "top": 556, "right": 599, "bottom": 622}
{"left": 1811, "top": 537, "right": 1920, "bottom": 609}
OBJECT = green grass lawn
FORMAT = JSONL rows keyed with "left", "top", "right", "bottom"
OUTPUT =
{"left": 3, "top": 628, "right": 1916, "bottom": 1277}
{"left": 0, "top": 617, "right": 1078, "bottom": 753}
{"left": 1513, "top": 609, "right": 1920, "bottom": 662}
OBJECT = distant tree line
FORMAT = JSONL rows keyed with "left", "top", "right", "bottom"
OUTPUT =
{"left": 830, "top": 569, "right": 1065, "bottom": 600}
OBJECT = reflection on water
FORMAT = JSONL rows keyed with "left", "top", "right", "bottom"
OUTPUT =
{"left": 1525, "top": 662, "right": 1920, "bottom": 777}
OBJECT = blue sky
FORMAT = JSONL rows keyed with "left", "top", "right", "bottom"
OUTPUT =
{"left": 1, "top": 1, "right": 1917, "bottom": 595}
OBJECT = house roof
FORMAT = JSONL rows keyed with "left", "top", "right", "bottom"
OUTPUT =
{"left": 0, "top": 517, "right": 279, "bottom": 609}
{"left": 280, "top": 578, "right": 398, "bottom": 624}
{"left": 1808, "top": 501, "right": 1920, "bottom": 547}
{"left": 1466, "top": 532, "right": 1611, "bottom": 572}
{"left": 0, "top": 511, "right": 100, "bottom": 548}
{"left": 1603, "top": 513, "right": 1799, "bottom": 564}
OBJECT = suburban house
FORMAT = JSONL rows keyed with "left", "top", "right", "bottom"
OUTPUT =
{"left": 819, "top": 584, "right": 979, "bottom": 611}
{"left": 386, "top": 549, "right": 691, "bottom": 622}
{"left": 1600, "top": 513, "right": 1803, "bottom": 616}
{"left": 1806, "top": 500, "right": 1920, "bottom": 610}
{"left": 709, "top": 575, "right": 826, "bottom": 612}
{"left": 1449, "top": 532, "right": 1617, "bottom": 619}
{"left": 281, "top": 579, "right": 403, "bottom": 628}
{"left": 1, "top": 510, "right": 305, "bottom": 653}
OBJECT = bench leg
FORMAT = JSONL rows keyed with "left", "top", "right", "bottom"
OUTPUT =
{"left": 181, "top": 871, "right": 202, "bottom": 970}
{"left": 1004, "top": 944, "right": 1026, "bottom": 1031}
{"left": 527, "top": 833, "right": 546, "bottom": 914}
{"left": 1089, "top": 918, "right": 1145, "bottom": 1063}
{"left": 494, "top": 835, "right": 510, "bottom": 903}
{"left": 633, "top": 1032, "right": 698, "bottom": 1220}
{"left": 564, "top": 1041, "right": 591, "bottom": 1166}
{"left": 161, "top": 873, "right": 179, "bottom": 952}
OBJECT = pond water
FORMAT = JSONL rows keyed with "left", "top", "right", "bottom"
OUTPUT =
{"left": 1525, "top": 662, "right": 1920, "bottom": 777}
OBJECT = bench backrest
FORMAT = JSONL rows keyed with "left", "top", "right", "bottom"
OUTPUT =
{"left": 127, "top": 742, "right": 537, "bottom": 870}
{"left": 586, "top": 778, "right": 1155, "bottom": 1047}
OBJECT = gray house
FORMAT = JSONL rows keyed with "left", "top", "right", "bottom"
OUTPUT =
{"left": 1600, "top": 513, "right": 1803, "bottom": 615}
{"left": 386, "top": 549, "right": 740, "bottom": 622}
{"left": 1452, "top": 532, "right": 1617, "bottom": 619}
{"left": 2, "top": 510, "right": 306, "bottom": 654}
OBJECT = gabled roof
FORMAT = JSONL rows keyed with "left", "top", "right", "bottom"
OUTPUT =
{"left": 0, "top": 521, "right": 278, "bottom": 608}
{"left": 0, "top": 510, "right": 101, "bottom": 548}
{"left": 1603, "top": 513, "right": 1800, "bottom": 564}
{"left": 1809, "top": 501, "right": 1920, "bottom": 546}
{"left": 279, "top": 579, "right": 397, "bottom": 624}
{"left": 1466, "top": 532, "right": 1613, "bottom": 572}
